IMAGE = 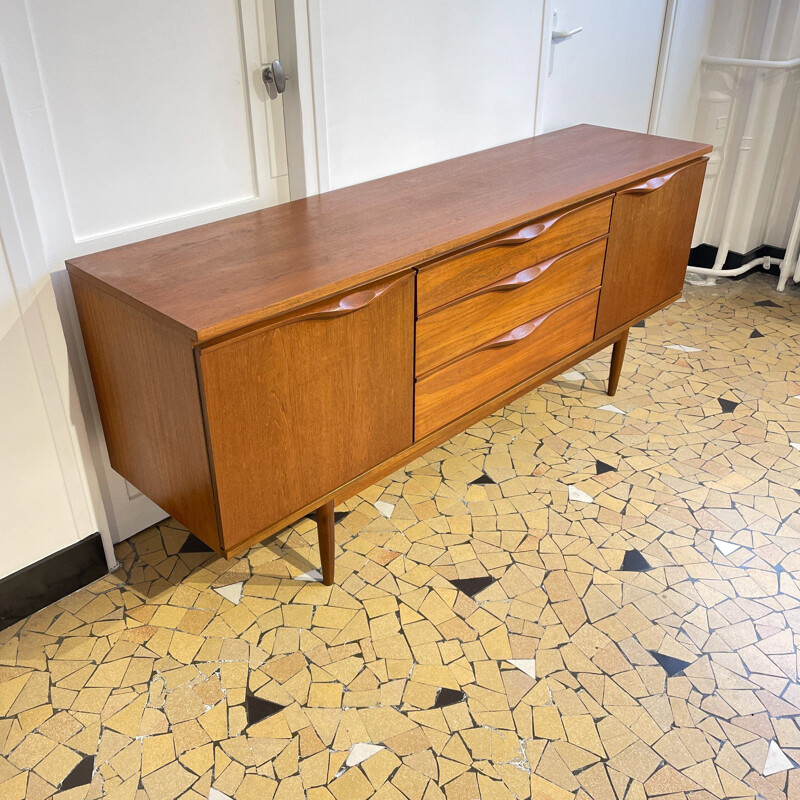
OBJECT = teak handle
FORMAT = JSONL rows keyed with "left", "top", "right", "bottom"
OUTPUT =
{"left": 454, "top": 207, "right": 573, "bottom": 259}
{"left": 468, "top": 254, "right": 558, "bottom": 299}
{"left": 290, "top": 274, "right": 406, "bottom": 324}
{"left": 620, "top": 161, "right": 695, "bottom": 195}
{"left": 487, "top": 219, "right": 556, "bottom": 247}
{"left": 478, "top": 308, "right": 555, "bottom": 351}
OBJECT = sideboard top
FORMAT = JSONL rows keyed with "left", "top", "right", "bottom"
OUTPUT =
{"left": 67, "top": 124, "right": 711, "bottom": 342}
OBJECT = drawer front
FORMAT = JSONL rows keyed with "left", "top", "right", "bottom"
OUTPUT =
{"left": 416, "top": 237, "right": 606, "bottom": 376}
{"left": 417, "top": 196, "right": 612, "bottom": 315}
{"left": 199, "top": 273, "right": 415, "bottom": 548}
{"left": 415, "top": 289, "right": 599, "bottom": 439}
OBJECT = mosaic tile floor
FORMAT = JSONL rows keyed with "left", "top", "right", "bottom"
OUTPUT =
{"left": 2, "top": 273, "right": 800, "bottom": 800}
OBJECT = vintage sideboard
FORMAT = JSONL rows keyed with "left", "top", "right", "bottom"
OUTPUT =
{"left": 67, "top": 124, "right": 710, "bottom": 585}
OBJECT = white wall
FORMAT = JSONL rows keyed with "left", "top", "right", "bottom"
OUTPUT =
{"left": 0, "top": 235, "right": 89, "bottom": 577}
{"left": 0, "top": 67, "right": 107, "bottom": 578}
{"left": 306, "top": 0, "right": 545, "bottom": 191}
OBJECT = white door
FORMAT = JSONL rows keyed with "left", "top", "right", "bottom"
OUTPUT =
{"left": 303, "top": 0, "right": 546, "bottom": 191}
{"left": 539, "top": 0, "right": 668, "bottom": 134}
{"left": 0, "top": 0, "right": 290, "bottom": 542}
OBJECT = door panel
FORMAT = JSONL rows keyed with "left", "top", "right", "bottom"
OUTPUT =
{"left": 541, "top": 0, "right": 667, "bottom": 134}
{"left": 199, "top": 273, "right": 415, "bottom": 548}
{"left": 596, "top": 159, "right": 707, "bottom": 337}
{"left": 27, "top": 1, "right": 263, "bottom": 239}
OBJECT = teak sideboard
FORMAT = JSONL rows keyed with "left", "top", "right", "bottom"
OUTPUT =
{"left": 67, "top": 125, "right": 710, "bottom": 585}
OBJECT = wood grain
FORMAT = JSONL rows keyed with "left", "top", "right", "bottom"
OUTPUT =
{"left": 595, "top": 159, "right": 707, "bottom": 337}
{"left": 415, "top": 290, "right": 600, "bottom": 438}
{"left": 70, "top": 276, "right": 220, "bottom": 548}
{"left": 416, "top": 237, "right": 606, "bottom": 376}
{"left": 66, "top": 125, "right": 711, "bottom": 342}
{"left": 198, "top": 273, "right": 415, "bottom": 549}
{"left": 417, "top": 197, "right": 611, "bottom": 315}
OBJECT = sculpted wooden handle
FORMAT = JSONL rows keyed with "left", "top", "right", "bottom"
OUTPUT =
{"left": 620, "top": 161, "right": 696, "bottom": 195}
{"left": 466, "top": 255, "right": 559, "bottom": 301}
{"left": 454, "top": 209, "right": 571, "bottom": 258}
{"left": 489, "top": 219, "right": 556, "bottom": 246}
{"left": 291, "top": 275, "right": 406, "bottom": 323}
{"left": 478, "top": 309, "right": 555, "bottom": 351}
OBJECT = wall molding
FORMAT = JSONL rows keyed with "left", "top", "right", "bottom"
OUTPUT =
{"left": 0, "top": 532, "right": 108, "bottom": 631}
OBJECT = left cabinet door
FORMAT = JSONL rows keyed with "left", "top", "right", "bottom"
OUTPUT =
{"left": 198, "top": 273, "right": 415, "bottom": 550}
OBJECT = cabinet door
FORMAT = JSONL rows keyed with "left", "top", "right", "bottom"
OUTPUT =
{"left": 595, "top": 159, "right": 706, "bottom": 337}
{"left": 199, "top": 273, "right": 414, "bottom": 549}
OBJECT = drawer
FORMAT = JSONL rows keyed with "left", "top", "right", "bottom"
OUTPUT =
{"left": 416, "top": 237, "right": 606, "bottom": 376}
{"left": 415, "top": 289, "right": 599, "bottom": 439}
{"left": 417, "top": 196, "right": 612, "bottom": 315}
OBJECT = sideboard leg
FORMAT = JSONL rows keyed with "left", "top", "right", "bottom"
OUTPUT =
{"left": 608, "top": 329, "right": 629, "bottom": 396}
{"left": 316, "top": 500, "right": 336, "bottom": 586}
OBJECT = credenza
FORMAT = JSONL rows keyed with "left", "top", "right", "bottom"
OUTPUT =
{"left": 67, "top": 124, "right": 710, "bottom": 585}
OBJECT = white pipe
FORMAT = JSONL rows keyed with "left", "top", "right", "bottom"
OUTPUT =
{"left": 687, "top": 256, "right": 781, "bottom": 278}
{"left": 703, "top": 54, "right": 800, "bottom": 69}
{"left": 709, "top": 0, "right": 782, "bottom": 274}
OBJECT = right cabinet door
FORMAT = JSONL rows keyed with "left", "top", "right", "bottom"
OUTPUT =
{"left": 595, "top": 159, "right": 706, "bottom": 337}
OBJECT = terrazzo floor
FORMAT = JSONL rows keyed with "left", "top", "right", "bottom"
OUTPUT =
{"left": 2, "top": 273, "right": 800, "bottom": 800}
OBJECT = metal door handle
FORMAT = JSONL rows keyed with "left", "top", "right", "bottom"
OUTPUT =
{"left": 262, "top": 60, "right": 286, "bottom": 94}
{"left": 549, "top": 10, "right": 583, "bottom": 76}
{"left": 552, "top": 26, "right": 583, "bottom": 41}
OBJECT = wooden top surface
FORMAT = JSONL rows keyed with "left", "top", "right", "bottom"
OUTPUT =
{"left": 67, "top": 124, "right": 710, "bottom": 342}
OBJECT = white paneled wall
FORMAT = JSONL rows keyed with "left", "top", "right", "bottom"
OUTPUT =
{"left": 26, "top": 1, "right": 261, "bottom": 241}
{"left": 0, "top": 0, "right": 290, "bottom": 578}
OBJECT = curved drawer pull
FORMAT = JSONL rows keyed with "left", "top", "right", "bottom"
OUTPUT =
{"left": 471, "top": 254, "right": 559, "bottom": 299}
{"left": 620, "top": 161, "right": 696, "bottom": 196}
{"left": 290, "top": 275, "right": 405, "bottom": 324}
{"left": 480, "top": 308, "right": 555, "bottom": 351}
{"left": 454, "top": 207, "right": 574, "bottom": 259}
{"left": 491, "top": 219, "right": 555, "bottom": 247}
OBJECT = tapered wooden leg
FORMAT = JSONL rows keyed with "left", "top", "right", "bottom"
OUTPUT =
{"left": 316, "top": 500, "right": 336, "bottom": 586}
{"left": 608, "top": 329, "right": 629, "bottom": 396}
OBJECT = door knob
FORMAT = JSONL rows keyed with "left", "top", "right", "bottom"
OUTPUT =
{"left": 262, "top": 60, "right": 286, "bottom": 94}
